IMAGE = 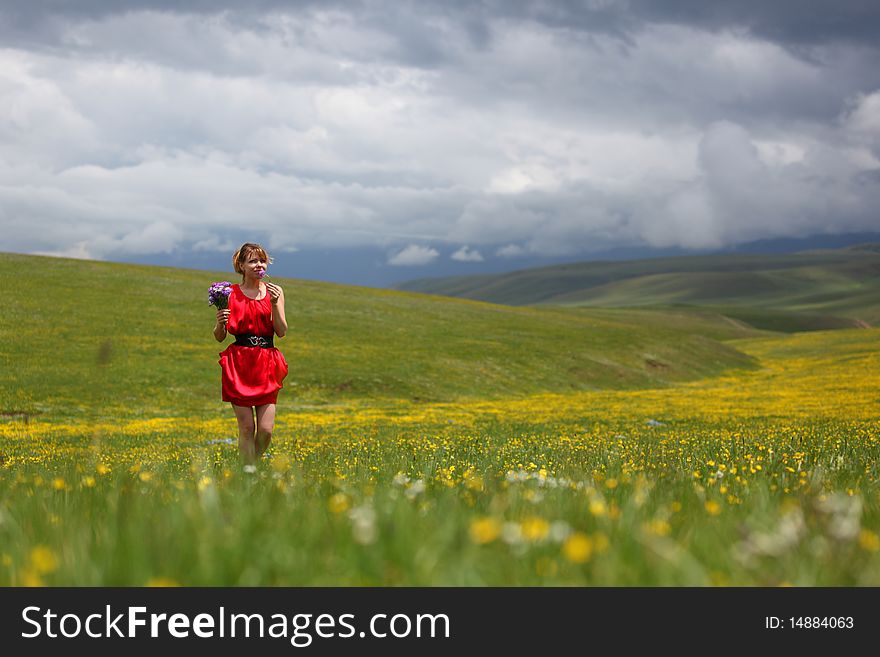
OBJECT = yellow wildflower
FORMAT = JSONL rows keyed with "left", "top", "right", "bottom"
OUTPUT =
{"left": 328, "top": 493, "right": 350, "bottom": 515}
{"left": 859, "top": 530, "right": 880, "bottom": 552}
{"left": 520, "top": 516, "right": 550, "bottom": 542}
{"left": 469, "top": 517, "right": 501, "bottom": 545}
{"left": 643, "top": 519, "right": 671, "bottom": 536}
{"left": 562, "top": 532, "right": 593, "bottom": 563}
{"left": 29, "top": 546, "right": 58, "bottom": 575}
{"left": 588, "top": 499, "right": 607, "bottom": 517}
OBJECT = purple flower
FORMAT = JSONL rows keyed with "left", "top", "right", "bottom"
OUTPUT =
{"left": 258, "top": 270, "right": 269, "bottom": 279}
{"left": 208, "top": 281, "right": 233, "bottom": 309}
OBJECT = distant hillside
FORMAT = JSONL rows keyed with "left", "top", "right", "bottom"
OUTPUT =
{"left": 0, "top": 253, "right": 758, "bottom": 419}
{"left": 396, "top": 245, "right": 880, "bottom": 330}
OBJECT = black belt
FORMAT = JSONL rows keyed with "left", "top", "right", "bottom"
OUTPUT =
{"left": 234, "top": 334, "right": 274, "bottom": 348}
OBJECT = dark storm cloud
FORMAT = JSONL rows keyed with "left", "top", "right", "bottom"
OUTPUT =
{"left": 2, "top": 2, "right": 877, "bottom": 110}
{"left": 5, "top": 0, "right": 879, "bottom": 46}
{"left": 0, "top": 0, "right": 330, "bottom": 23}
{"left": 464, "top": 0, "right": 880, "bottom": 47}
{"left": 630, "top": 0, "right": 880, "bottom": 46}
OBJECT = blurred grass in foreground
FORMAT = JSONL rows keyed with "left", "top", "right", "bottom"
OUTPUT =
{"left": 2, "top": 323, "right": 878, "bottom": 585}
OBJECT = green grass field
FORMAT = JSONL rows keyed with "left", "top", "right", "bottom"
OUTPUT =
{"left": 396, "top": 245, "right": 880, "bottom": 330}
{"left": 0, "top": 253, "right": 756, "bottom": 418}
{"left": 1, "top": 253, "right": 878, "bottom": 585}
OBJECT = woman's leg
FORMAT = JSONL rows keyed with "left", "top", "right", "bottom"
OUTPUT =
{"left": 255, "top": 403, "right": 276, "bottom": 457}
{"left": 232, "top": 403, "right": 257, "bottom": 463}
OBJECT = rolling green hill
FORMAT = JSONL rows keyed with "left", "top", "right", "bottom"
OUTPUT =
{"left": 396, "top": 245, "right": 880, "bottom": 331}
{"left": 0, "top": 253, "right": 758, "bottom": 420}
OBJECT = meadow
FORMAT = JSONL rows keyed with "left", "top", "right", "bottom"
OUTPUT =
{"left": 1, "top": 254, "right": 878, "bottom": 585}
{"left": 398, "top": 244, "right": 880, "bottom": 329}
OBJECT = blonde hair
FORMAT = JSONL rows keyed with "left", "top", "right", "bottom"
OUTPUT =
{"left": 232, "top": 242, "right": 272, "bottom": 280}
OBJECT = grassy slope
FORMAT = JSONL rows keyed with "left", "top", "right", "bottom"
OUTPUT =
{"left": 0, "top": 253, "right": 757, "bottom": 419}
{"left": 396, "top": 247, "right": 880, "bottom": 330}
{"left": 551, "top": 306, "right": 771, "bottom": 342}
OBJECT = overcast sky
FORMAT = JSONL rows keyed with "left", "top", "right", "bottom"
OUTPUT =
{"left": 2, "top": 0, "right": 879, "bottom": 283}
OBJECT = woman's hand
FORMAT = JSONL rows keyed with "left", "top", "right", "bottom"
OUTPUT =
{"left": 266, "top": 282, "right": 284, "bottom": 305}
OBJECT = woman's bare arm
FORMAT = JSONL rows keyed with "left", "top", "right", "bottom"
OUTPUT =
{"left": 266, "top": 283, "right": 288, "bottom": 338}
{"left": 214, "top": 308, "right": 229, "bottom": 342}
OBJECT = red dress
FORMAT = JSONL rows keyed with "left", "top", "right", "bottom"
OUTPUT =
{"left": 219, "top": 284, "right": 289, "bottom": 406}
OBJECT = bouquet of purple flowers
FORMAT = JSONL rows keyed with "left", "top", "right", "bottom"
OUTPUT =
{"left": 208, "top": 281, "right": 233, "bottom": 310}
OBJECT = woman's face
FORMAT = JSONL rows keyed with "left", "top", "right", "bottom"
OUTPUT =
{"left": 243, "top": 253, "right": 268, "bottom": 280}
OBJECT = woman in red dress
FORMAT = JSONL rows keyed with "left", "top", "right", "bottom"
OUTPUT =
{"left": 214, "top": 243, "right": 289, "bottom": 466}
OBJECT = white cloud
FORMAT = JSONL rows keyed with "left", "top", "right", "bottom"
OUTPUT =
{"left": 845, "top": 90, "right": 880, "bottom": 161}
{"left": 451, "top": 245, "right": 484, "bottom": 262}
{"left": 496, "top": 244, "right": 526, "bottom": 258}
{"left": 387, "top": 244, "right": 440, "bottom": 266}
{"left": 847, "top": 91, "right": 880, "bottom": 135}
{"left": 192, "top": 235, "right": 238, "bottom": 253}
{"left": 638, "top": 119, "right": 880, "bottom": 249}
